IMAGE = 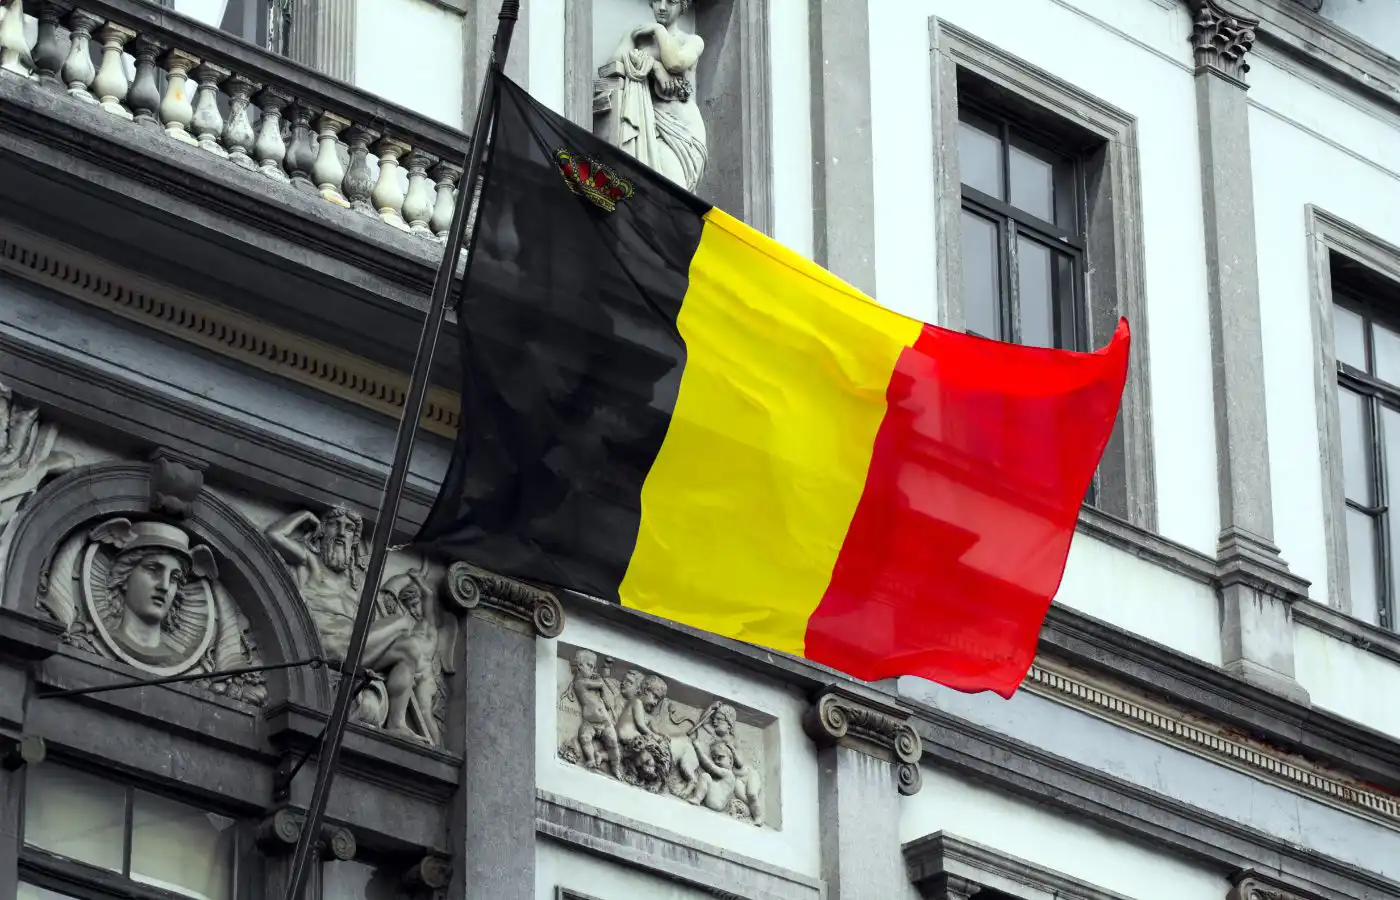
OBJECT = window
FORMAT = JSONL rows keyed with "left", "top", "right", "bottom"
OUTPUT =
{"left": 957, "top": 106, "right": 1085, "bottom": 350}
{"left": 1332, "top": 278, "right": 1400, "bottom": 631}
{"left": 20, "top": 763, "right": 237, "bottom": 900}
{"left": 932, "top": 20, "right": 1155, "bottom": 527}
{"left": 1307, "top": 207, "right": 1400, "bottom": 629}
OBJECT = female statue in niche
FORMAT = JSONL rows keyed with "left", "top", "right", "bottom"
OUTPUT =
{"left": 602, "top": 0, "right": 708, "bottom": 191}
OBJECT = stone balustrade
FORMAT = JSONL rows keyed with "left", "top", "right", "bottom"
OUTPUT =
{"left": 0, "top": 0, "right": 467, "bottom": 242}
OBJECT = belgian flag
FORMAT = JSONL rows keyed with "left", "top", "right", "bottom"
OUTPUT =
{"left": 415, "top": 68, "right": 1130, "bottom": 697}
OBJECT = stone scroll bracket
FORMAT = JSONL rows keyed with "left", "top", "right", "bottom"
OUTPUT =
{"left": 1229, "top": 870, "right": 1324, "bottom": 900}
{"left": 803, "top": 686, "right": 923, "bottom": 796}
{"left": 445, "top": 561, "right": 566, "bottom": 640}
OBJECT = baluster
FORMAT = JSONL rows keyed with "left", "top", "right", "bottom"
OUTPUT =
{"left": 127, "top": 35, "right": 165, "bottom": 129}
{"left": 31, "top": 1, "right": 64, "bottom": 90}
{"left": 92, "top": 22, "right": 135, "bottom": 119}
{"left": 190, "top": 62, "right": 229, "bottom": 157}
{"left": 371, "top": 136, "right": 411, "bottom": 231}
{"left": 222, "top": 74, "right": 260, "bottom": 169}
{"left": 0, "top": 0, "right": 35, "bottom": 78}
{"left": 158, "top": 48, "right": 200, "bottom": 145}
{"left": 402, "top": 151, "right": 437, "bottom": 236}
{"left": 284, "top": 102, "right": 319, "bottom": 193}
{"left": 341, "top": 125, "right": 379, "bottom": 218}
{"left": 312, "top": 112, "right": 350, "bottom": 206}
{"left": 428, "top": 161, "right": 461, "bottom": 241}
{"left": 253, "top": 86, "right": 290, "bottom": 182}
{"left": 61, "top": 10, "right": 102, "bottom": 102}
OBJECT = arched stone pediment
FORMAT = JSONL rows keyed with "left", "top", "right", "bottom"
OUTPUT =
{"left": 0, "top": 455, "right": 329, "bottom": 709}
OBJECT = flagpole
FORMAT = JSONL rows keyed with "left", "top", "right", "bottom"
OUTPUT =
{"left": 279, "top": 4, "right": 521, "bottom": 897}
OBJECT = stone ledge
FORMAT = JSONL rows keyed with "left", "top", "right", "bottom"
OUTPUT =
{"left": 1292, "top": 599, "right": 1400, "bottom": 668}
{"left": 906, "top": 832, "right": 1133, "bottom": 900}
{"left": 911, "top": 705, "right": 1400, "bottom": 900}
{"left": 535, "top": 791, "right": 823, "bottom": 900}
{"left": 1076, "top": 506, "right": 1216, "bottom": 585}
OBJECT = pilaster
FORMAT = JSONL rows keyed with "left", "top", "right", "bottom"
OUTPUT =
{"left": 0, "top": 606, "right": 59, "bottom": 900}
{"left": 804, "top": 686, "right": 921, "bottom": 900}
{"left": 447, "top": 563, "right": 563, "bottom": 900}
{"left": 288, "top": 0, "right": 357, "bottom": 83}
{"left": 463, "top": 0, "right": 529, "bottom": 131}
{"left": 1187, "top": 0, "right": 1309, "bottom": 704}
{"left": 808, "top": 0, "right": 877, "bottom": 294}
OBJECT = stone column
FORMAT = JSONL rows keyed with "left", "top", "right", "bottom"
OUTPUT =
{"left": 463, "top": 0, "right": 529, "bottom": 131}
{"left": 0, "top": 607, "right": 61, "bottom": 899}
{"left": 805, "top": 686, "right": 922, "bottom": 900}
{"left": 809, "top": 0, "right": 877, "bottom": 294}
{"left": 446, "top": 564, "right": 563, "bottom": 900}
{"left": 1188, "top": 0, "right": 1310, "bottom": 704}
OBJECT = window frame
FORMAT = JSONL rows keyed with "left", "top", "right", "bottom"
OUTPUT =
{"left": 955, "top": 99, "right": 1089, "bottom": 351}
{"left": 930, "top": 17, "right": 1154, "bottom": 529}
{"left": 1308, "top": 205, "right": 1400, "bottom": 630}
{"left": 16, "top": 761, "right": 244, "bottom": 900}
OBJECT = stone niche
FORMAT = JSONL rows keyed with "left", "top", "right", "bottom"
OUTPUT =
{"left": 580, "top": 0, "right": 770, "bottom": 230}
{"left": 554, "top": 641, "right": 781, "bottom": 828}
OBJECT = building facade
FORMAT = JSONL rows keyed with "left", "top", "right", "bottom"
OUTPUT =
{"left": 0, "top": 0, "right": 1399, "bottom": 898}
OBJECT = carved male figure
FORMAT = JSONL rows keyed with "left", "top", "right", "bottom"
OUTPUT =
{"left": 376, "top": 566, "right": 458, "bottom": 744}
{"left": 602, "top": 0, "right": 707, "bottom": 190}
{"left": 570, "top": 649, "right": 624, "bottom": 777}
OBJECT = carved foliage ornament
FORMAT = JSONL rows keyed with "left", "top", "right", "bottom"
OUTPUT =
{"left": 556, "top": 646, "right": 772, "bottom": 827}
{"left": 0, "top": 380, "right": 73, "bottom": 529}
{"left": 804, "top": 689, "right": 923, "bottom": 795}
{"left": 1187, "top": 0, "right": 1258, "bottom": 79}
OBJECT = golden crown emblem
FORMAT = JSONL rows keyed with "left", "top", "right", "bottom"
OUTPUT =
{"left": 554, "top": 148, "right": 634, "bottom": 212}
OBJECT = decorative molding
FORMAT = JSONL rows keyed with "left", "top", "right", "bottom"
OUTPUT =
{"left": 450, "top": 561, "right": 564, "bottom": 638}
{"left": 1293, "top": 598, "right": 1400, "bottom": 667}
{"left": 537, "top": 790, "right": 823, "bottom": 900}
{"left": 0, "top": 220, "right": 461, "bottom": 439}
{"left": 1188, "top": 0, "right": 1259, "bottom": 82}
{"left": 804, "top": 686, "right": 922, "bottom": 795}
{"left": 906, "top": 832, "right": 1131, "bottom": 900}
{"left": 1022, "top": 660, "right": 1400, "bottom": 829}
{"left": 555, "top": 642, "right": 776, "bottom": 827}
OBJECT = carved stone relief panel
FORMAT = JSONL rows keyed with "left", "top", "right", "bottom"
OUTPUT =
{"left": 555, "top": 641, "right": 780, "bottom": 828}
{"left": 0, "top": 380, "right": 73, "bottom": 529}
{"left": 263, "top": 505, "right": 475, "bottom": 746}
{"left": 34, "top": 453, "right": 271, "bottom": 706}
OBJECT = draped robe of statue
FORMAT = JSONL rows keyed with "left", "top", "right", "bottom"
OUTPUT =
{"left": 604, "top": 13, "right": 708, "bottom": 192}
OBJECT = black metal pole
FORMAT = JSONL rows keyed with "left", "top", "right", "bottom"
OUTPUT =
{"left": 280, "top": 4, "right": 521, "bottom": 897}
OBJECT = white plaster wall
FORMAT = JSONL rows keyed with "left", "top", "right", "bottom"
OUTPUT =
{"left": 535, "top": 611, "right": 822, "bottom": 877}
{"left": 1296, "top": 625, "right": 1400, "bottom": 739}
{"left": 866, "top": 0, "right": 1219, "bottom": 557}
{"left": 769, "top": 0, "right": 813, "bottom": 258}
{"left": 529, "top": 0, "right": 568, "bottom": 115}
{"left": 1055, "top": 532, "right": 1222, "bottom": 665}
{"left": 354, "top": 0, "right": 465, "bottom": 127}
{"left": 1250, "top": 55, "right": 1400, "bottom": 613}
{"left": 902, "top": 765, "right": 1228, "bottom": 900}
{"left": 1319, "top": 0, "right": 1400, "bottom": 61}
{"left": 537, "top": 840, "right": 717, "bottom": 899}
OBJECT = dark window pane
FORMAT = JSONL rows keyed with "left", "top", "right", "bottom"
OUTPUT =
{"left": 1347, "top": 507, "right": 1382, "bottom": 626}
{"left": 960, "top": 210, "right": 1002, "bottom": 340}
{"left": 22, "top": 764, "right": 127, "bottom": 873}
{"left": 958, "top": 117, "right": 1003, "bottom": 199}
{"left": 130, "top": 791, "right": 235, "bottom": 900}
{"left": 1053, "top": 251, "right": 1077, "bottom": 350}
{"left": 1333, "top": 305, "right": 1366, "bottom": 370}
{"left": 1375, "top": 322, "right": 1400, "bottom": 386}
{"left": 1338, "top": 387, "right": 1372, "bottom": 504}
{"left": 1009, "top": 143, "right": 1055, "bottom": 222}
{"left": 1017, "top": 237, "right": 1054, "bottom": 349}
